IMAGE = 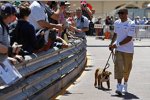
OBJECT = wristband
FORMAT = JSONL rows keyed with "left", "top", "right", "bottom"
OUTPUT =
{"left": 116, "top": 42, "right": 120, "bottom": 47}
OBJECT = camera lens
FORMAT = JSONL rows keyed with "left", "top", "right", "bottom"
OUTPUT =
{"left": 83, "top": 4, "right": 86, "bottom": 7}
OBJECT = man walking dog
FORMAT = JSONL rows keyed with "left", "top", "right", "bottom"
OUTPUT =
{"left": 109, "top": 8, "right": 135, "bottom": 95}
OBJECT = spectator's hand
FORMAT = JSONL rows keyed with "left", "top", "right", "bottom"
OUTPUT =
{"left": 68, "top": 25, "right": 75, "bottom": 32}
{"left": 8, "top": 57, "right": 18, "bottom": 65}
{"left": 52, "top": 28, "right": 59, "bottom": 33}
{"left": 56, "top": 24, "right": 63, "bottom": 33}
{"left": 15, "top": 55, "right": 24, "bottom": 62}
{"left": 76, "top": 29, "right": 83, "bottom": 33}
{"left": 12, "top": 42, "right": 22, "bottom": 54}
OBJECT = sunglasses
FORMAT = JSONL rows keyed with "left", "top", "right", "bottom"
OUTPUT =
{"left": 76, "top": 11, "right": 82, "bottom": 13}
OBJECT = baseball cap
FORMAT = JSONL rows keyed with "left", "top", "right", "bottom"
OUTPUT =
{"left": 117, "top": 8, "right": 128, "bottom": 15}
{"left": 0, "top": 3, "right": 17, "bottom": 17}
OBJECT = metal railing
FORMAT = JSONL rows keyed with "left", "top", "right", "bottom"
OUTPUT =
{"left": 0, "top": 39, "right": 87, "bottom": 100}
{"left": 134, "top": 25, "right": 150, "bottom": 40}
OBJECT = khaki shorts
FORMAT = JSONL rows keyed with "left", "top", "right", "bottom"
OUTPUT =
{"left": 114, "top": 51, "right": 133, "bottom": 79}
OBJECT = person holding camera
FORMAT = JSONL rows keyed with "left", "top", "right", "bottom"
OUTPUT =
{"left": 28, "top": 1, "right": 63, "bottom": 50}
{"left": 81, "top": 2, "right": 94, "bottom": 36}
{"left": 80, "top": 1, "right": 92, "bottom": 21}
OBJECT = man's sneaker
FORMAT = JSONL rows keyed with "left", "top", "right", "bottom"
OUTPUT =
{"left": 123, "top": 83, "right": 128, "bottom": 93}
{"left": 115, "top": 84, "right": 123, "bottom": 95}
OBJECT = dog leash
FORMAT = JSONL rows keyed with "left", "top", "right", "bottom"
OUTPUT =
{"left": 103, "top": 51, "right": 115, "bottom": 72}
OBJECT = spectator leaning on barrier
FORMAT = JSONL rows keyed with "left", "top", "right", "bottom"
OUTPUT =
{"left": 0, "top": 3, "right": 23, "bottom": 64}
{"left": 11, "top": 3, "right": 41, "bottom": 54}
{"left": 28, "top": 1, "right": 63, "bottom": 50}
{"left": 70, "top": 7, "right": 89, "bottom": 39}
{"left": 46, "top": 1, "right": 68, "bottom": 49}
{"left": 28, "top": 1, "right": 62, "bottom": 32}
{"left": 109, "top": 8, "right": 135, "bottom": 95}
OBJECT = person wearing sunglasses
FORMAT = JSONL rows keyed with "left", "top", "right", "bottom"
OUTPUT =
{"left": 109, "top": 8, "right": 135, "bottom": 95}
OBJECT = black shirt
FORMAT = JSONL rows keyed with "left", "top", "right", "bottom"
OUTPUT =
{"left": 12, "top": 20, "right": 38, "bottom": 53}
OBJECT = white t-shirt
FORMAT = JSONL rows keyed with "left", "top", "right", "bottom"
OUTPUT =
{"left": 114, "top": 18, "right": 135, "bottom": 53}
{"left": 28, "top": 1, "right": 46, "bottom": 30}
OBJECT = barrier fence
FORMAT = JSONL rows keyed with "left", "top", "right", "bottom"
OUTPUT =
{"left": 134, "top": 25, "right": 150, "bottom": 40}
{"left": 0, "top": 39, "right": 87, "bottom": 100}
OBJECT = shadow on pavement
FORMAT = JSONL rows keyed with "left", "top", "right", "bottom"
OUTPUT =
{"left": 63, "top": 90, "right": 84, "bottom": 96}
{"left": 111, "top": 92, "right": 140, "bottom": 99}
{"left": 84, "top": 68, "right": 92, "bottom": 71}
{"left": 98, "top": 87, "right": 112, "bottom": 91}
{"left": 86, "top": 65, "right": 93, "bottom": 67}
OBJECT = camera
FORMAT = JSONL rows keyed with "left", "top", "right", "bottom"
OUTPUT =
{"left": 82, "top": 4, "right": 87, "bottom": 7}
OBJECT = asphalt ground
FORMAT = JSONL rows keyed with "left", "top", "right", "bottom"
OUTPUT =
{"left": 56, "top": 36, "right": 150, "bottom": 100}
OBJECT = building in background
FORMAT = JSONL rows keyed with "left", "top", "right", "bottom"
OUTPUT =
{"left": 70, "top": 1, "right": 150, "bottom": 20}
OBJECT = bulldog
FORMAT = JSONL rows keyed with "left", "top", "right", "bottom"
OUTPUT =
{"left": 94, "top": 68, "right": 111, "bottom": 89}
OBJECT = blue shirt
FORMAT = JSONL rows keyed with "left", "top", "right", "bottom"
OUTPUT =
{"left": 75, "top": 15, "right": 89, "bottom": 38}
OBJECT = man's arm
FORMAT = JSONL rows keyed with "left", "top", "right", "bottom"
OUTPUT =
{"left": 69, "top": 25, "right": 88, "bottom": 33}
{"left": 75, "top": 27, "right": 89, "bottom": 33}
{"left": 37, "top": 20, "right": 62, "bottom": 32}
{"left": 0, "top": 43, "right": 8, "bottom": 54}
{"left": 85, "top": 7, "right": 92, "bottom": 19}
{"left": 81, "top": 27, "right": 89, "bottom": 32}
{"left": 50, "top": 8, "right": 60, "bottom": 20}
{"left": 0, "top": 42, "right": 22, "bottom": 55}
{"left": 110, "top": 33, "right": 117, "bottom": 45}
{"left": 110, "top": 34, "right": 132, "bottom": 49}
{"left": 119, "top": 36, "right": 132, "bottom": 46}
{"left": 109, "top": 33, "right": 117, "bottom": 51}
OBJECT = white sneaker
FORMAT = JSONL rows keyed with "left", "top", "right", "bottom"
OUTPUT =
{"left": 115, "top": 84, "right": 123, "bottom": 95}
{"left": 123, "top": 83, "right": 128, "bottom": 93}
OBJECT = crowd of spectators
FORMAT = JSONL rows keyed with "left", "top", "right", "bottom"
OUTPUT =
{"left": 0, "top": 1, "right": 95, "bottom": 65}
{"left": 133, "top": 16, "right": 149, "bottom": 25}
